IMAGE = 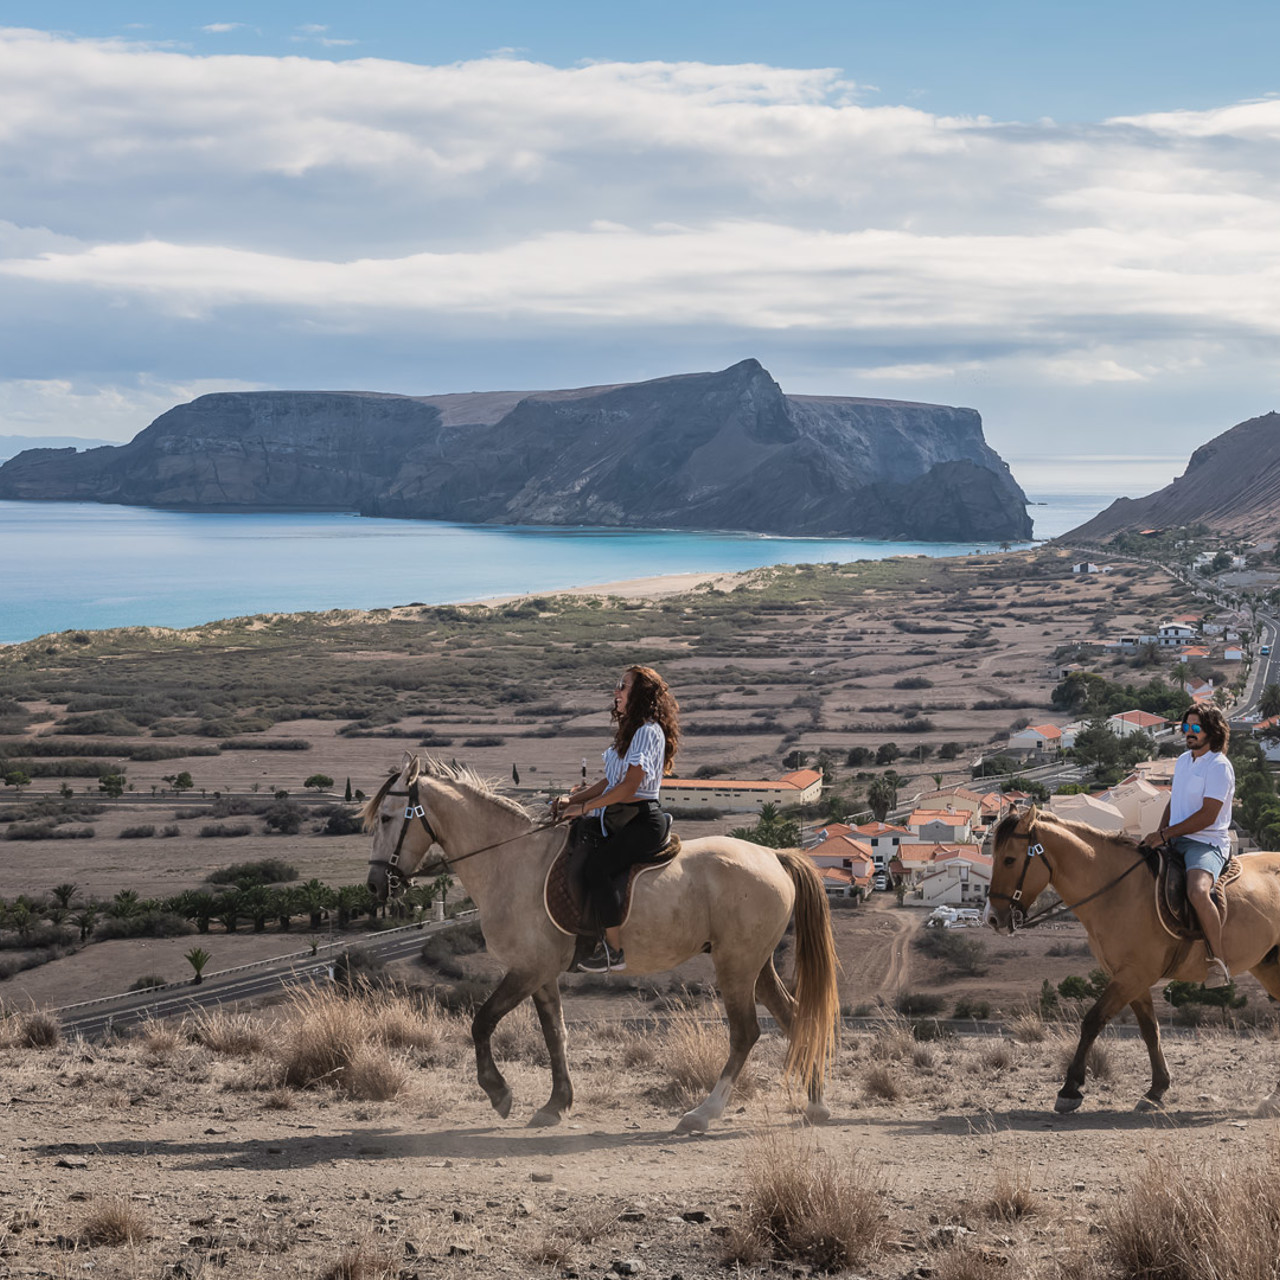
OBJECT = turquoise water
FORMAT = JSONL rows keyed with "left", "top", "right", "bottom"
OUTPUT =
{"left": 0, "top": 494, "right": 1103, "bottom": 644}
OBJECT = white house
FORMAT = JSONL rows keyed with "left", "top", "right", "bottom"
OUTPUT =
{"left": 849, "top": 822, "right": 916, "bottom": 872}
{"left": 661, "top": 768, "right": 822, "bottom": 813}
{"left": 1158, "top": 623, "right": 1198, "bottom": 648}
{"left": 1107, "top": 709, "right": 1169, "bottom": 738}
{"left": 916, "top": 850, "right": 993, "bottom": 908}
{"left": 905, "top": 808, "right": 974, "bottom": 844}
{"left": 1072, "top": 562, "right": 1100, "bottom": 574}
{"left": 1184, "top": 677, "right": 1214, "bottom": 701}
{"left": 1224, "top": 647, "right": 1244, "bottom": 662}
{"left": 1008, "top": 723, "right": 1064, "bottom": 754}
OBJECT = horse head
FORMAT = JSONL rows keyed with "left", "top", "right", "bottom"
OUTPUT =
{"left": 363, "top": 752, "right": 446, "bottom": 903}
{"left": 986, "top": 803, "right": 1053, "bottom": 935}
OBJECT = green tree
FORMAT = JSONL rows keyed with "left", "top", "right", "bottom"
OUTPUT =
{"left": 108, "top": 888, "right": 142, "bottom": 919}
{"left": 98, "top": 770, "right": 127, "bottom": 800}
{"left": 70, "top": 905, "right": 99, "bottom": 942}
{"left": 304, "top": 774, "right": 335, "bottom": 793}
{"left": 185, "top": 947, "right": 211, "bottom": 985}
{"left": 50, "top": 882, "right": 79, "bottom": 910}
{"left": 3, "top": 768, "right": 31, "bottom": 794}
{"left": 344, "top": 777, "right": 353, "bottom": 801}
{"left": 867, "top": 775, "right": 897, "bottom": 822}
{"left": 1072, "top": 717, "right": 1121, "bottom": 779}
{"left": 297, "top": 879, "right": 336, "bottom": 929}
{"left": 1261, "top": 684, "right": 1280, "bottom": 720}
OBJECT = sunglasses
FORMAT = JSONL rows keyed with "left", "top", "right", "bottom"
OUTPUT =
{"left": 1180, "top": 722, "right": 1204, "bottom": 734}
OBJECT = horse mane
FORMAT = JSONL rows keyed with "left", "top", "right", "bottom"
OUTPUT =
{"left": 360, "top": 753, "right": 534, "bottom": 833}
{"left": 993, "top": 806, "right": 1138, "bottom": 857}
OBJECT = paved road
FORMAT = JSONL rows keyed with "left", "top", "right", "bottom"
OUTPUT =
{"left": 53, "top": 913, "right": 477, "bottom": 1038}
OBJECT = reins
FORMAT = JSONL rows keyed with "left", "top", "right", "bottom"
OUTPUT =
{"left": 991, "top": 826, "right": 1149, "bottom": 931}
{"left": 367, "top": 776, "right": 564, "bottom": 891}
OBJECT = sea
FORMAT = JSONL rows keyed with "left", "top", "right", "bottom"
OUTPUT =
{"left": 0, "top": 455, "right": 1179, "bottom": 645}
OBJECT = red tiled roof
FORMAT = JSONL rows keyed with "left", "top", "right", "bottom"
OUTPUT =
{"left": 1109, "top": 710, "right": 1167, "bottom": 727}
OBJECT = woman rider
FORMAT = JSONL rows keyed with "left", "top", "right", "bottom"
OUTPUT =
{"left": 553, "top": 665, "right": 680, "bottom": 973}
{"left": 1141, "top": 701, "right": 1236, "bottom": 987}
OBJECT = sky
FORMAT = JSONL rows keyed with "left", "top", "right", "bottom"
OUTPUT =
{"left": 2, "top": 2, "right": 1278, "bottom": 488}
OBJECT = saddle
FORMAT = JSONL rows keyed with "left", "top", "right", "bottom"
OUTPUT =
{"left": 543, "top": 815, "right": 681, "bottom": 940}
{"left": 1147, "top": 844, "right": 1240, "bottom": 940}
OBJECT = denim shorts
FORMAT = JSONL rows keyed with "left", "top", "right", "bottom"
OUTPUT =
{"left": 1170, "top": 835, "right": 1229, "bottom": 881}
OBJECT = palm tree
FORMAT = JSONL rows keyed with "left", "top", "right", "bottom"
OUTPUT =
{"left": 867, "top": 776, "right": 897, "bottom": 822}
{"left": 185, "top": 947, "right": 211, "bottom": 985}
{"left": 70, "top": 905, "right": 99, "bottom": 942}
{"left": 50, "top": 883, "right": 79, "bottom": 910}
{"left": 108, "top": 889, "right": 141, "bottom": 919}
{"left": 296, "top": 879, "right": 335, "bottom": 929}
{"left": 1260, "top": 683, "right": 1280, "bottom": 721}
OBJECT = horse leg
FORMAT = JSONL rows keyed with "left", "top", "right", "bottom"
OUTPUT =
{"left": 675, "top": 978, "right": 760, "bottom": 1135}
{"left": 1129, "top": 991, "right": 1171, "bottom": 1112}
{"left": 1056, "top": 980, "right": 1135, "bottom": 1114}
{"left": 471, "top": 970, "right": 541, "bottom": 1120}
{"left": 754, "top": 960, "right": 830, "bottom": 1125}
{"left": 527, "top": 979, "right": 573, "bottom": 1128}
{"left": 1248, "top": 948, "right": 1280, "bottom": 1117}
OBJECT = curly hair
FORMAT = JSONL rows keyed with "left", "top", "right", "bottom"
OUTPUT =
{"left": 1182, "top": 701, "right": 1229, "bottom": 753}
{"left": 612, "top": 665, "right": 680, "bottom": 775}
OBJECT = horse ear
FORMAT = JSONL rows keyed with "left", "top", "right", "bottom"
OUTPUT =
{"left": 1015, "top": 803, "right": 1040, "bottom": 834}
{"left": 400, "top": 751, "right": 420, "bottom": 781}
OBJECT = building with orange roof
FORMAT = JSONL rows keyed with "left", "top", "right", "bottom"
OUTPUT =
{"left": 905, "top": 808, "right": 974, "bottom": 843}
{"left": 917, "top": 849, "right": 993, "bottom": 908}
{"left": 661, "top": 768, "right": 822, "bottom": 813}
{"left": 1107, "top": 709, "right": 1170, "bottom": 737}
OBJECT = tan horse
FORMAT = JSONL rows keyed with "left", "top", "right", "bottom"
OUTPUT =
{"left": 363, "top": 755, "right": 840, "bottom": 1133}
{"left": 987, "top": 807, "right": 1280, "bottom": 1115}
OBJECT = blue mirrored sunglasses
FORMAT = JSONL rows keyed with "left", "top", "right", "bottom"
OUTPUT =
{"left": 1180, "top": 722, "right": 1204, "bottom": 734}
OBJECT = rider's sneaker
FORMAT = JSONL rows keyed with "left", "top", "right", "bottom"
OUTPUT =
{"left": 1205, "top": 957, "right": 1230, "bottom": 989}
{"left": 576, "top": 941, "right": 625, "bottom": 973}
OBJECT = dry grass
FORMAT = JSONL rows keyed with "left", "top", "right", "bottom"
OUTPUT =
{"left": 188, "top": 1008, "right": 268, "bottom": 1056}
{"left": 1007, "top": 1010, "right": 1046, "bottom": 1043}
{"left": 492, "top": 1001, "right": 550, "bottom": 1065}
{"left": 979, "top": 1039, "right": 1020, "bottom": 1073}
{"left": 520, "top": 1200, "right": 622, "bottom": 1266}
{"left": 932, "top": 1242, "right": 1012, "bottom": 1280}
{"left": 864, "top": 1064, "right": 900, "bottom": 1101}
{"left": 725, "top": 1128, "right": 888, "bottom": 1272}
{"left": 652, "top": 1001, "right": 758, "bottom": 1107}
{"left": 982, "top": 1167, "right": 1040, "bottom": 1222}
{"left": 1055, "top": 1037, "right": 1114, "bottom": 1082}
{"left": 76, "top": 1195, "right": 150, "bottom": 1246}
{"left": 134, "top": 1018, "right": 181, "bottom": 1059}
{"left": 18, "top": 1010, "right": 60, "bottom": 1049}
{"left": 1081, "top": 1144, "right": 1280, "bottom": 1280}
{"left": 315, "top": 1239, "right": 400, "bottom": 1280}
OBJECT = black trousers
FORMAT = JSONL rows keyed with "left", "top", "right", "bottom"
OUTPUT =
{"left": 582, "top": 802, "right": 667, "bottom": 930}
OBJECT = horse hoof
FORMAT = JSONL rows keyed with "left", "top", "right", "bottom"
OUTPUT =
{"left": 1054, "top": 1094, "right": 1082, "bottom": 1114}
{"left": 803, "top": 1102, "right": 832, "bottom": 1126}
{"left": 1254, "top": 1094, "right": 1280, "bottom": 1119}
{"left": 675, "top": 1111, "right": 709, "bottom": 1135}
{"left": 1134, "top": 1097, "right": 1163, "bottom": 1114}
{"left": 493, "top": 1091, "right": 513, "bottom": 1120}
{"left": 528, "top": 1108, "right": 562, "bottom": 1128}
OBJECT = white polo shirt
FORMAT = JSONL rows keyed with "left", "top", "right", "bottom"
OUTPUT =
{"left": 1170, "top": 748, "right": 1235, "bottom": 850}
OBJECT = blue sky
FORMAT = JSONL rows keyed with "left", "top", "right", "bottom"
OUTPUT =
{"left": 2, "top": 2, "right": 1278, "bottom": 488}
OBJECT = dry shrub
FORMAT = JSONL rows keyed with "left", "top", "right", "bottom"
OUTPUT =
{"left": 344, "top": 1045, "right": 409, "bottom": 1102}
{"left": 77, "top": 1196, "right": 150, "bottom": 1246}
{"left": 276, "top": 986, "right": 409, "bottom": 1100}
{"left": 1008, "top": 1010, "right": 1046, "bottom": 1043}
{"left": 654, "top": 1002, "right": 757, "bottom": 1107}
{"left": 262, "top": 1087, "right": 295, "bottom": 1110}
{"left": 19, "top": 1011, "right": 60, "bottom": 1049}
{"left": 983, "top": 1167, "right": 1040, "bottom": 1222}
{"left": 316, "top": 1240, "right": 399, "bottom": 1280}
{"left": 621, "top": 1032, "right": 657, "bottom": 1069}
{"left": 911, "top": 1042, "right": 939, "bottom": 1071}
{"left": 364, "top": 988, "right": 455, "bottom": 1054}
{"left": 1056, "top": 1038, "right": 1113, "bottom": 1082}
{"left": 725, "top": 1128, "right": 888, "bottom": 1272}
{"left": 492, "top": 1001, "right": 549, "bottom": 1065}
{"left": 189, "top": 1009, "right": 268, "bottom": 1056}
{"left": 870, "top": 1021, "right": 916, "bottom": 1061}
{"left": 980, "top": 1039, "right": 1020, "bottom": 1073}
{"left": 1096, "top": 1145, "right": 1280, "bottom": 1280}
{"left": 932, "top": 1242, "right": 1010, "bottom": 1280}
{"left": 135, "top": 1019, "right": 181, "bottom": 1059}
{"left": 864, "top": 1064, "right": 900, "bottom": 1102}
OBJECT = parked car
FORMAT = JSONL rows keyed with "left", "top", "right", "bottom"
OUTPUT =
{"left": 944, "top": 908, "right": 984, "bottom": 929}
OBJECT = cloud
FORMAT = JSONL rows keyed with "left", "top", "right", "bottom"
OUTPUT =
{"left": 0, "top": 27, "right": 1277, "bottom": 453}
{"left": 201, "top": 23, "right": 244, "bottom": 34}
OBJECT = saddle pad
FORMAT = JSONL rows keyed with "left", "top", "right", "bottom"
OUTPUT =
{"left": 544, "top": 833, "right": 681, "bottom": 938}
{"left": 1154, "top": 848, "right": 1240, "bottom": 940}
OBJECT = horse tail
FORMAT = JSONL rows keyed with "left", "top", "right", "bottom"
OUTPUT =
{"left": 776, "top": 849, "right": 840, "bottom": 1092}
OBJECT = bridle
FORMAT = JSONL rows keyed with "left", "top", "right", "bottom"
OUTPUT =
{"left": 367, "top": 775, "right": 563, "bottom": 896}
{"left": 989, "top": 825, "right": 1148, "bottom": 931}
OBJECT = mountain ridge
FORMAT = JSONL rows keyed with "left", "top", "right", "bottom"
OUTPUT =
{"left": 0, "top": 359, "right": 1031, "bottom": 541}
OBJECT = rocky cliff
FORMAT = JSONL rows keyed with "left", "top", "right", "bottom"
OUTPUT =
{"left": 0, "top": 360, "right": 1031, "bottom": 540}
{"left": 1063, "top": 411, "right": 1280, "bottom": 542}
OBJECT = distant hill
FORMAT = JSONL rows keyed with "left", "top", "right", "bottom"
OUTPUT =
{"left": 0, "top": 359, "right": 1031, "bottom": 541}
{"left": 0, "top": 434, "right": 117, "bottom": 463}
{"left": 1062, "top": 410, "right": 1280, "bottom": 542}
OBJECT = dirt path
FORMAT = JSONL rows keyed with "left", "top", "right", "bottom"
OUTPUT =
{"left": 832, "top": 899, "right": 914, "bottom": 999}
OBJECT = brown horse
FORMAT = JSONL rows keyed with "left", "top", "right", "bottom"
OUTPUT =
{"left": 363, "top": 755, "right": 840, "bottom": 1133}
{"left": 987, "top": 806, "right": 1280, "bottom": 1115}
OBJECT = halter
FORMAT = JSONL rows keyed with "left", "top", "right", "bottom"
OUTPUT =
{"left": 367, "top": 775, "right": 563, "bottom": 894}
{"left": 990, "top": 825, "right": 1147, "bottom": 931}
